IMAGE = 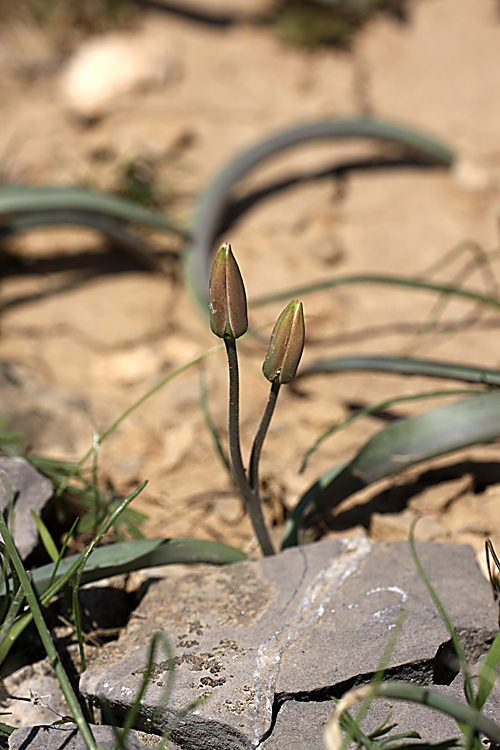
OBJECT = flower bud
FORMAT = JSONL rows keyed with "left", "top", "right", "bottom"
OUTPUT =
{"left": 209, "top": 243, "right": 248, "bottom": 339}
{"left": 263, "top": 300, "right": 304, "bottom": 384}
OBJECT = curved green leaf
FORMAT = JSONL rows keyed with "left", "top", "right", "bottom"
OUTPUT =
{"left": 283, "top": 391, "right": 500, "bottom": 548}
{"left": 0, "top": 185, "right": 186, "bottom": 236}
{"left": 300, "top": 355, "right": 500, "bottom": 386}
{"left": 186, "top": 116, "right": 455, "bottom": 313}
{"left": 252, "top": 273, "right": 500, "bottom": 312}
{"left": 300, "top": 388, "right": 484, "bottom": 472}
{"left": 0, "top": 538, "right": 246, "bottom": 600}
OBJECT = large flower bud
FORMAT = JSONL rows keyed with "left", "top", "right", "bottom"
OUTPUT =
{"left": 263, "top": 300, "right": 304, "bottom": 384}
{"left": 209, "top": 243, "right": 248, "bottom": 339}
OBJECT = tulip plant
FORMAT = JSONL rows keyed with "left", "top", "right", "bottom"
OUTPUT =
{"left": 209, "top": 242, "right": 304, "bottom": 556}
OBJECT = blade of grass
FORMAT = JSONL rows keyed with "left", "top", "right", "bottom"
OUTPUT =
{"left": 48, "top": 517, "right": 79, "bottom": 591}
{"left": 30, "top": 510, "right": 59, "bottom": 563}
{"left": 199, "top": 367, "right": 231, "bottom": 477}
{"left": 0, "top": 481, "right": 147, "bottom": 667}
{"left": 486, "top": 539, "right": 500, "bottom": 601}
{"left": 0, "top": 585, "right": 26, "bottom": 647}
{"left": 475, "top": 627, "right": 500, "bottom": 710}
{"left": 349, "top": 608, "right": 409, "bottom": 746}
{"left": 0, "top": 512, "right": 97, "bottom": 749}
{"left": 402, "top": 242, "right": 499, "bottom": 355}
{"left": 120, "top": 631, "right": 176, "bottom": 739}
{"left": 409, "top": 521, "right": 474, "bottom": 704}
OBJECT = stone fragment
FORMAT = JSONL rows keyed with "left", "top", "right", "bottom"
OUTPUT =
{"left": 2, "top": 655, "right": 70, "bottom": 728}
{"left": 80, "top": 540, "right": 498, "bottom": 750}
{"left": 59, "top": 31, "right": 173, "bottom": 120}
{"left": 263, "top": 682, "right": 478, "bottom": 750}
{"left": 0, "top": 361, "right": 92, "bottom": 458}
{"left": 0, "top": 456, "right": 53, "bottom": 560}
{"left": 408, "top": 474, "right": 472, "bottom": 513}
{"left": 452, "top": 156, "right": 492, "bottom": 192}
{"left": 8, "top": 724, "right": 178, "bottom": 749}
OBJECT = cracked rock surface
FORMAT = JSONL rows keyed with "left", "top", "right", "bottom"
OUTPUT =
{"left": 80, "top": 539, "right": 498, "bottom": 749}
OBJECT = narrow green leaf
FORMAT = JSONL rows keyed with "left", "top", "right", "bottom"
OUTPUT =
{"left": 300, "top": 389, "right": 482, "bottom": 472}
{"left": 199, "top": 368, "right": 231, "bottom": 477}
{"left": 283, "top": 391, "right": 500, "bottom": 548}
{"left": 0, "top": 585, "right": 25, "bottom": 647}
{"left": 0, "top": 512, "right": 97, "bottom": 749}
{"left": 0, "top": 185, "right": 186, "bottom": 236}
{"left": 0, "top": 482, "right": 147, "bottom": 667}
{"left": 0, "top": 538, "right": 246, "bottom": 600}
{"left": 30, "top": 510, "right": 59, "bottom": 563}
{"left": 300, "top": 356, "right": 500, "bottom": 387}
{"left": 409, "top": 523, "right": 474, "bottom": 704}
{"left": 186, "top": 116, "right": 455, "bottom": 314}
{"left": 252, "top": 273, "right": 500, "bottom": 313}
{"left": 475, "top": 627, "right": 500, "bottom": 709}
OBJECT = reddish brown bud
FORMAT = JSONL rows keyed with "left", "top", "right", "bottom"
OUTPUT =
{"left": 263, "top": 300, "right": 304, "bottom": 384}
{"left": 209, "top": 243, "right": 248, "bottom": 339}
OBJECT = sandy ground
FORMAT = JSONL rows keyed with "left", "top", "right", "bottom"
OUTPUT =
{"left": 1, "top": 0, "right": 500, "bottom": 577}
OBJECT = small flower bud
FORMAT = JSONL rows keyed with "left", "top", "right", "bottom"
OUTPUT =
{"left": 209, "top": 243, "right": 248, "bottom": 339}
{"left": 263, "top": 300, "right": 304, "bottom": 384}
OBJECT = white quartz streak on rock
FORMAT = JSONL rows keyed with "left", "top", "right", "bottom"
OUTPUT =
{"left": 252, "top": 537, "right": 372, "bottom": 746}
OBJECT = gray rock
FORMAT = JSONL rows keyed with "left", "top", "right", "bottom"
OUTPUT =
{"left": 0, "top": 361, "right": 92, "bottom": 459}
{"left": 8, "top": 724, "right": 179, "bottom": 749}
{"left": 1, "top": 653, "right": 72, "bottom": 728}
{"left": 0, "top": 456, "right": 53, "bottom": 559}
{"left": 260, "top": 698, "right": 460, "bottom": 750}
{"left": 80, "top": 540, "right": 498, "bottom": 749}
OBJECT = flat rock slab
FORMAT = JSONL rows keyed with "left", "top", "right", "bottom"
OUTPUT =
{"left": 80, "top": 539, "right": 498, "bottom": 750}
{"left": 262, "top": 672, "right": 500, "bottom": 750}
{"left": 8, "top": 724, "right": 178, "bottom": 749}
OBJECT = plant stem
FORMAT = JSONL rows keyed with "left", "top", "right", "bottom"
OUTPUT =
{"left": 224, "top": 336, "right": 275, "bottom": 556}
{"left": 249, "top": 379, "right": 280, "bottom": 492}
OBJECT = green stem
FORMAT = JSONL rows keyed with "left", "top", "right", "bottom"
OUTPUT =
{"left": 224, "top": 337, "right": 275, "bottom": 556}
{"left": 249, "top": 379, "right": 281, "bottom": 492}
{"left": 0, "top": 515, "right": 96, "bottom": 750}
